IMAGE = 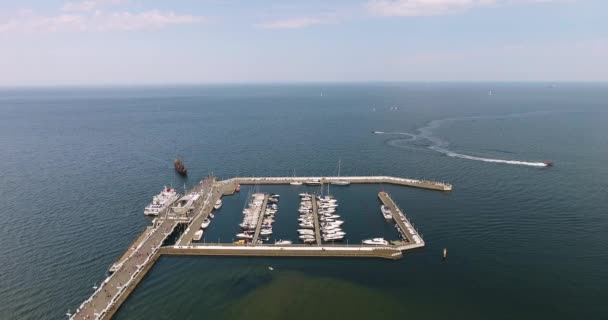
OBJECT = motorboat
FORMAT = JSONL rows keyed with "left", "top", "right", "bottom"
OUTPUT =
{"left": 299, "top": 193, "right": 311, "bottom": 197}
{"left": 303, "top": 238, "right": 316, "bottom": 244}
{"left": 201, "top": 219, "right": 211, "bottom": 229}
{"left": 275, "top": 240, "right": 292, "bottom": 245}
{"left": 381, "top": 205, "right": 393, "bottom": 220}
{"left": 305, "top": 179, "right": 321, "bottom": 186}
{"left": 298, "top": 229, "right": 315, "bottom": 235}
{"left": 193, "top": 230, "right": 204, "bottom": 241}
{"left": 323, "top": 235, "right": 344, "bottom": 241}
{"left": 214, "top": 199, "right": 223, "bottom": 210}
{"left": 362, "top": 238, "right": 389, "bottom": 245}
{"left": 144, "top": 186, "right": 179, "bottom": 216}
{"left": 290, "top": 181, "right": 303, "bottom": 185}
{"left": 236, "top": 233, "right": 254, "bottom": 239}
{"left": 299, "top": 235, "right": 315, "bottom": 240}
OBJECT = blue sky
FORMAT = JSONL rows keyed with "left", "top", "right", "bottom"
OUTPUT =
{"left": 0, "top": 0, "right": 606, "bottom": 85}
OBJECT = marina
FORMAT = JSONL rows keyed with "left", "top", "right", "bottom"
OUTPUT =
{"left": 69, "top": 175, "right": 446, "bottom": 320}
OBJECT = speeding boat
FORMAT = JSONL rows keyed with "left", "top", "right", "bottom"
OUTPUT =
{"left": 381, "top": 205, "right": 393, "bottom": 220}
{"left": 201, "top": 218, "right": 211, "bottom": 229}
{"left": 362, "top": 238, "right": 389, "bottom": 245}
{"left": 193, "top": 230, "right": 204, "bottom": 241}
{"left": 544, "top": 161, "right": 554, "bottom": 167}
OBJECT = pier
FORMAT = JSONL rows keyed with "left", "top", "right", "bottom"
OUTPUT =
{"left": 311, "top": 193, "right": 322, "bottom": 245}
{"left": 69, "top": 175, "right": 446, "bottom": 320}
{"left": 226, "top": 176, "right": 452, "bottom": 191}
{"left": 378, "top": 191, "right": 425, "bottom": 250}
{"left": 251, "top": 194, "right": 270, "bottom": 244}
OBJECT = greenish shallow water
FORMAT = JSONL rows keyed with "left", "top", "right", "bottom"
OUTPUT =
{"left": 0, "top": 83, "right": 607, "bottom": 319}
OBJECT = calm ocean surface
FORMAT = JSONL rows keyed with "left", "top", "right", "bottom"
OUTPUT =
{"left": 0, "top": 83, "right": 606, "bottom": 319}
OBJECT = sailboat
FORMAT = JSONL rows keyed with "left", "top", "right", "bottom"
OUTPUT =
{"left": 290, "top": 169, "right": 302, "bottom": 185}
{"left": 331, "top": 159, "right": 350, "bottom": 185}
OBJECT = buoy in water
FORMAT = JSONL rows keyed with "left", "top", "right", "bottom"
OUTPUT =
{"left": 268, "top": 266, "right": 274, "bottom": 271}
{"left": 442, "top": 248, "right": 447, "bottom": 259}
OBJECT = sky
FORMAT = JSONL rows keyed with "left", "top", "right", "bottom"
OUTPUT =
{"left": 0, "top": 0, "right": 606, "bottom": 85}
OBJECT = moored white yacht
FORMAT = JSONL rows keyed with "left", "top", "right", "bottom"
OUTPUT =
{"left": 380, "top": 205, "right": 393, "bottom": 220}
{"left": 362, "top": 238, "right": 389, "bottom": 245}
{"left": 144, "top": 186, "right": 179, "bottom": 216}
{"left": 305, "top": 179, "right": 321, "bottom": 186}
{"left": 201, "top": 218, "right": 211, "bottom": 229}
{"left": 214, "top": 199, "right": 223, "bottom": 210}
{"left": 275, "top": 240, "right": 292, "bottom": 245}
{"left": 193, "top": 230, "right": 204, "bottom": 241}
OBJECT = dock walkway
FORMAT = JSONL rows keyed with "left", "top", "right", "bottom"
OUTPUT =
{"left": 311, "top": 193, "right": 321, "bottom": 245}
{"left": 252, "top": 194, "right": 270, "bottom": 244}
{"left": 165, "top": 244, "right": 402, "bottom": 260}
{"left": 70, "top": 219, "right": 179, "bottom": 320}
{"left": 378, "top": 191, "right": 425, "bottom": 250}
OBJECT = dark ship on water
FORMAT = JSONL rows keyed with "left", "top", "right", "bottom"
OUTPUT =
{"left": 174, "top": 158, "right": 188, "bottom": 176}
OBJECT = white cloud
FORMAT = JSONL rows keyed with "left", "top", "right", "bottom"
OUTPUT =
{"left": 256, "top": 17, "right": 334, "bottom": 29}
{"left": 62, "top": 0, "right": 125, "bottom": 12}
{"left": 0, "top": 9, "right": 205, "bottom": 34}
{"left": 367, "top": 0, "right": 555, "bottom": 16}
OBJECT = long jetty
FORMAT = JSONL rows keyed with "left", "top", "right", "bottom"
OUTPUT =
{"left": 225, "top": 176, "right": 452, "bottom": 191}
{"left": 378, "top": 191, "right": 425, "bottom": 250}
{"left": 69, "top": 175, "right": 448, "bottom": 320}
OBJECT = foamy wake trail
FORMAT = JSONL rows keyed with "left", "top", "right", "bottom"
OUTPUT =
{"left": 374, "top": 111, "right": 553, "bottom": 168}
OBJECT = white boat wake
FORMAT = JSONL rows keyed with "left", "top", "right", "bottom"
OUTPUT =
{"left": 374, "top": 112, "right": 553, "bottom": 167}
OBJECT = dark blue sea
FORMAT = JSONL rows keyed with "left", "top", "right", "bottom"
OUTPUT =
{"left": 0, "top": 83, "right": 606, "bottom": 319}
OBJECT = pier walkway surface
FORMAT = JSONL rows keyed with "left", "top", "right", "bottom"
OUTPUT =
{"left": 176, "top": 177, "right": 219, "bottom": 246}
{"left": 252, "top": 194, "right": 270, "bottom": 245}
{"left": 378, "top": 191, "right": 425, "bottom": 250}
{"left": 69, "top": 175, "right": 445, "bottom": 319}
{"left": 164, "top": 244, "right": 402, "bottom": 260}
{"left": 226, "top": 176, "right": 452, "bottom": 191}
{"left": 70, "top": 219, "right": 178, "bottom": 320}
{"left": 311, "top": 193, "right": 322, "bottom": 245}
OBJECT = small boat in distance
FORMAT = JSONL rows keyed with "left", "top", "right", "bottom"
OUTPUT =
{"left": 174, "top": 157, "right": 187, "bottom": 176}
